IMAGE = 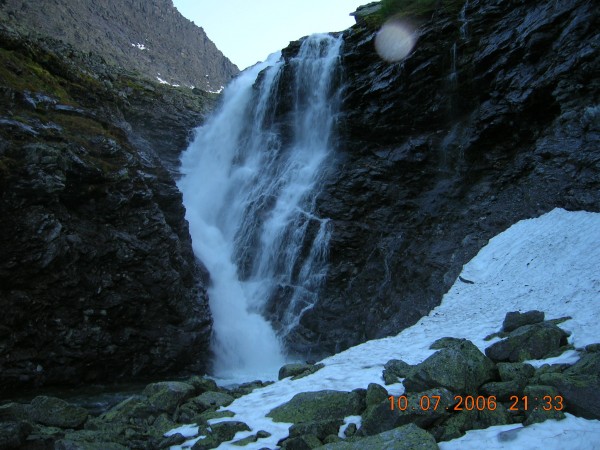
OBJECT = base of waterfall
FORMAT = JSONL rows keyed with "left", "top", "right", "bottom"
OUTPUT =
{"left": 4, "top": 209, "right": 599, "bottom": 449}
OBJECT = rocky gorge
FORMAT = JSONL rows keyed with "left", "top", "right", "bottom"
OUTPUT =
{"left": 0, "top": 0, "right": 599, "bottom": 447}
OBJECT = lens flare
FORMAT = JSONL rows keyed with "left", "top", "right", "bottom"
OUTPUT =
{"left": 375, "top": 18, "right": 417, "bottom": 62}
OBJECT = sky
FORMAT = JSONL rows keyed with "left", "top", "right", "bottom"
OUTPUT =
{"left": 167, "top": 208, "right": 600, "bottom": 449}
{"left": 172, "top": 0, "right": 369, "bottom": 69}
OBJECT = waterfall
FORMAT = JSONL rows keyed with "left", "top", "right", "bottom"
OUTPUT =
{"left": 178, "top": 34, "right": 342, "bottom": 381}
{"left": 459, "top": 0, "right": 470, "bottom": 41}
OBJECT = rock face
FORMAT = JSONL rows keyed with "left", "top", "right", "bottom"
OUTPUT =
{"left": 0, "top": 23, "right": 213, "bottom": 393}
{"left": 0, "top": 0, "right": 239, "bottom": 90}
{"left": 281, "top": 0, "right": 600, "bottom": 356}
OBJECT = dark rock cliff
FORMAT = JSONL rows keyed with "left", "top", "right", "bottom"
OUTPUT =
{"left": 280, "top": 0, "right": 599, "bottom": 357}
{"left": 0, "top": 23, "right": 214, "bottom": 394}
{"left": 0, "top": 0, "right": 239, "bottom": 90}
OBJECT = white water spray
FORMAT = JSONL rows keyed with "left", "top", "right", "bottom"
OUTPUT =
{"left": 178, "top": 34, "right": 342, "bottom": 381}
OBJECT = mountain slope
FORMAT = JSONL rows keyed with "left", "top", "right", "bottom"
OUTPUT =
{"left": 0, "top": 0, "right": 238, "bottom": 89}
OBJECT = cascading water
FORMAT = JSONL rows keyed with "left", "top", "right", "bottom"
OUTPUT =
{"left": 178, "top": 34, "right": 342, "bottom": 381}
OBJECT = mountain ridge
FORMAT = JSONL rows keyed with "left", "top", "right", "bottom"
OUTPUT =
{"left": 0, "top": 0, "right": 239, "bottom": 89}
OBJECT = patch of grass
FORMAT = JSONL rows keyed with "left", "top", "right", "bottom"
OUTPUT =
{"left": 0, "top": 48, "right": 74, "bottom": 104}
{"left": 365, "top": 0, "right": 466, "bottom": 27}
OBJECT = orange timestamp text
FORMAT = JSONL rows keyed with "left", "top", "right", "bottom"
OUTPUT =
{"left": 388, "top": 395, "right": 565, "bottom": 412}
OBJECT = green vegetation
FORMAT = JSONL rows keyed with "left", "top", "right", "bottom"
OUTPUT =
{"left": 365, "top": 0, "right": 466, "bottom": 28}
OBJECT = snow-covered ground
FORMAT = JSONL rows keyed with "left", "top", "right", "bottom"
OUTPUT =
{"left": 170, "top": 208, "right": 600, "bottom": 449}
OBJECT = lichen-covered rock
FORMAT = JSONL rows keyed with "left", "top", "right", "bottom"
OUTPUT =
{"left": 289, "top": 419, "right": 344, "bottom": 441}
{"left": 316, "top": 423, "right": 438, "bottom": 449}
{"left": 485, "top": 322, "right": 569, "bottom": 362}
{"left": 404, "top": 340, "right": 495, "bottom": 394}
{"left": 365, "top": 383, "right": 388, "bottom": 407}
{"left": 279, "top": 363, "right": 325, "bottom": 380}
{"left": 360, "top": 388, "right": 454, "bottom": 436}
{"left": 30, "top": 396, "right": 89, "bottom": 429}
{"left": 382, "top": 359, "right": 414, "bottom": 385}
{"left": 433, "top": 403, "right": 512, "bottom": 442}
{"left": 267, "top": 390, "right": 365, "bottom": 424}
{"left": 479, "top": 381, "right": 524, "bottom": 401}
{"left": 143, "top": 381, "right": 196, "bottom": 413}
{"left": 189, "top": 391, "right": 235, "bottom": 411}
{"left": 497, "top": 362, "right": 535, "bottom": 383}
{"left": 521, "top": 385, "right": 565, "bottom": 426}
{"left": 502, "top": 311, "right": 545, "bottom": 332}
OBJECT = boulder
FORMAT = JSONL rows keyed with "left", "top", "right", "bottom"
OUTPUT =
{"left": 382, "top": 359, "right": 414, "bottom": 385}
{"left": 267, "top": 390, "right": 365, "bottom": 424}
{"left": 502, "top": 311, "right": 545, "bottom": 332}
{"left": 404, "top": 340, "right": 495, "bottom": 394}
{"left": 365, "top": 383, "right": 388, "bottom": 407}
{"left": 485, "top": 322, "right": 569, "bottom": 362}
{"left": 279, "top": 363, "right": 325, "bottom": 380}
{"left": 522, "top": 385, "right": 565, "bottom": 426}
{"left": 316, "top": 423, "right": 438, "bottom": 449}
{"left": 497, "top": 362, "right": 535, "bottom": 383}
{"left": 143, "top": 381, "right": 196, "bottom": 413}
{"left": 289, "top": 419, "right": 344, "bottom": 441}
{"left": 189, "top": 391, "right": 235, "bottom": 411}
{"left": 30, "top": 396, "right": 89, "bottom": 429}
{"left": 433, "top": 404, "right": 512, "bottom": 441}
{"left": 360, "top": 388, "right": 454, "bottom": 436}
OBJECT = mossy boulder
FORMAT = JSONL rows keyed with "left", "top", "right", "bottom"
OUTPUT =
{"left": 210, "top": 421, "right": 251, "bottom": 442}
{"left": 267, "top": 390, "right": 365, "bottom": 424}
{"left": 30, "top": 396, "right": 89, "bottom": 429}
{"left": 382, "top": 359, "right": 414, "bottom": 385}
{"left": 404, "top": 340, "right": 495, "bottom": 394}
{"left": 521, "top": 385, "right": 565, "bottom": 425}
{"left": 479, "top": 380, "right": 524, "bottom": 401}
{"left": 433, "top": 403, "right": 512, "bottom": 441}
{"left": 537, "top": 372, "right": 600, "bottom": 420}
{"left": 189, "top": 391, "right": 235, "bottom": 411}
{"left": 485, "top": 322, "right": 569, "bottom": 362}
{"left": 497, "top": 362, "right": 535, "bottom": 383}
{"left": 142, "top": 381, "right": 196, "bottom": 413}
{"left": 365, "top": 383, "right": 388, "bottom": 407}
{"left": 316, "top": 423, "right": 438, "bottom": 449}
{"left": 289, "top": 419, "right": 344, "bottom": 441}
{"left": 361, "top": 387, "right": 454, "bottom": 436}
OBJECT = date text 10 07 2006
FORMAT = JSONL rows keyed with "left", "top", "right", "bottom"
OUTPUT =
{"left": 388, "top": 395, "right": 565, "bottom": 412}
